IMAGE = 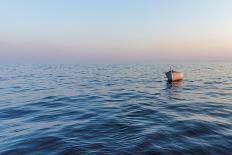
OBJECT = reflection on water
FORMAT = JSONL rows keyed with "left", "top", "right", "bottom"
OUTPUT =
{"left": 166, "top": 80, "right": 183, "bottom": 89}
{"left": 165, "top": 81, "right": 186, "bottom": 101}
{"left": 0, "top": 63, "right": 232, "bottom": 154}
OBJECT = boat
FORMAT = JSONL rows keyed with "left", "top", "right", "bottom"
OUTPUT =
{"left": 165, "top": 67, "right": 184, "bottom": 82}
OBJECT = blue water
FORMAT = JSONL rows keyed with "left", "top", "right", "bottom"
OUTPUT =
{"left": 0, "top": 64, "right": 232, "bottom": 155}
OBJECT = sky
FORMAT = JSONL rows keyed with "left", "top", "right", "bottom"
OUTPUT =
{"left": 1, "top": 0, "right": 232, "bottom": 63}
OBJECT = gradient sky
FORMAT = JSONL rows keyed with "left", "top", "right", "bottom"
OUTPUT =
{"left": 1, "top": 0, "right": 232, "bottom": 63}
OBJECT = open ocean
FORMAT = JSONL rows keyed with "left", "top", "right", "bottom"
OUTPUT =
{"left": 0, "top": 63, "right": 232, "bottom": 155}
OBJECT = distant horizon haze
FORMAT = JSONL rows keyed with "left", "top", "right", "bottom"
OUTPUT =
{"left": 1, "top": 0, "right": 232, "bottom": 63}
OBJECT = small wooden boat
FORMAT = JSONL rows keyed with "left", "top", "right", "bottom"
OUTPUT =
{"left": 165, "top": 67, "right": 184, "bottom": 82}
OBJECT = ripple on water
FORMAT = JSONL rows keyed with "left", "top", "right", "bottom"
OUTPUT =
{"left": 0, "top": 64, "right": 232, "bottom": 154}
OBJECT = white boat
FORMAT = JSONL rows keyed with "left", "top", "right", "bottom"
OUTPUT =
{"left": 165, "top": 67, "right": 184, "bottom": 82}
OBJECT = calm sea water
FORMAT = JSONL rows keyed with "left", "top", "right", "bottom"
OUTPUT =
{"left": 0, "top": 63, "right": 232, "bottom": 155}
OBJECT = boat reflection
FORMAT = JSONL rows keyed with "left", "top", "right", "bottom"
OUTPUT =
{"left": 165, "top": 80, "right": 186, "bottom": 100}
{"left": 166, "top": 80, "right": 183, "bottom": 89}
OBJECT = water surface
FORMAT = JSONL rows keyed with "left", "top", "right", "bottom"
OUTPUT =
{"left": 0, "top": 64, "right": 232, "bottom": 154}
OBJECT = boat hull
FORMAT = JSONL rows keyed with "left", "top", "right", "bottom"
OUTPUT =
{"left": 166, "top": 71, "right": 184, "bottom": 82}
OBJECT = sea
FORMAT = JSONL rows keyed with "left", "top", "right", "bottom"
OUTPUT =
{"left": 0, "top": 63, "right": 232, "bottom": 155}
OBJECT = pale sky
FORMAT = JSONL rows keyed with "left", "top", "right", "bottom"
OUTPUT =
{"left": 1, "top": 0, "right": 232, "bottom": 63}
